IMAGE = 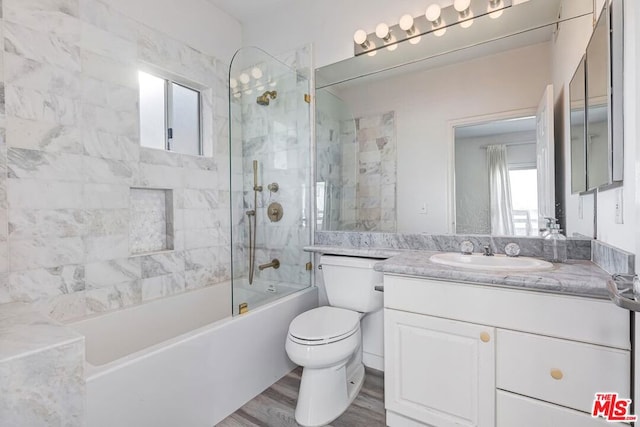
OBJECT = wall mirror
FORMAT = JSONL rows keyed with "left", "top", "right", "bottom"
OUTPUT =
{"left": 315, "top": 0, "right": 595, "bottom": 235}
{"left": 569, "top": 56, "right": 587, "bottom": 194}
{"left": 585, "top": 0, "right": 624, "bottom": 190}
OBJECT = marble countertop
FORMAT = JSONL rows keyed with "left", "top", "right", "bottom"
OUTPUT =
{"left": 305, "top": 245, "right": 613, "bottom": 299}
{"left": 0, "top": 302, "right": 83, "bottom": 362}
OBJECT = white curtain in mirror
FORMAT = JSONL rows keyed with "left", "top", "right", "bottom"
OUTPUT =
{"left": 487, "top": 145, "right": 514, "bottom": 235}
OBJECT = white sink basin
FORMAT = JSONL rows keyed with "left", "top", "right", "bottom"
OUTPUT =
{"left": 429, "top": 252, "right": 554, "bottom": 271}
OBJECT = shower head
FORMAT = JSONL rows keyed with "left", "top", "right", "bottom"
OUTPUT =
{"left": 256, "top": 90, "right": 277, "bottom": 106}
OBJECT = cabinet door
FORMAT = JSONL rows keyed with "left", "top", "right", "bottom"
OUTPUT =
{"left": 384, "top": 309, "right": 495, "bottom": 427}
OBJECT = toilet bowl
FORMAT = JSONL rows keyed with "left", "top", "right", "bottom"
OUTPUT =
{"left": 285, "top": 255, "right": 383, "bottom": 427}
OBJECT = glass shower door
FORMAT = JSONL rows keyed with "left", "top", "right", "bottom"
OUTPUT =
{"left": 229, "top": 47, "right": 312, "bottom": 315}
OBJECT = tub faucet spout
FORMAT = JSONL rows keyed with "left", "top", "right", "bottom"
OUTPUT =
{"left": 258, "top": 259, "right": 280, "bottom": 271}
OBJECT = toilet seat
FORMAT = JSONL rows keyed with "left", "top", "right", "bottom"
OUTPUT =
{"left": 288, "top": 306, "right": 360, "bottom": 345}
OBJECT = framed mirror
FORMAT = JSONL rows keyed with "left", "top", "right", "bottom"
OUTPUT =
{"left": 569, "top": 57, "right": 587, "bottom": 194}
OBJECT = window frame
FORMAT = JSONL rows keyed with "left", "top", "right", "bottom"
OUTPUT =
{"left": 138, "top": 68, "right": 204, "bottom": 156}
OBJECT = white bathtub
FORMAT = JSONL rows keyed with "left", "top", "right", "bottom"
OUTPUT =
{"left": 70, "top": 282, "right": 317, "bottom": 427}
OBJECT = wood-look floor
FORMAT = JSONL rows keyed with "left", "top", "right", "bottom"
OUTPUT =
{"left": 217, "top": 367, "right": 386, "bottom": 427}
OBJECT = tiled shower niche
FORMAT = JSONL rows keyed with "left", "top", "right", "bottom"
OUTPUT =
{"left": 130, "top": 188, "right": 174, "bottom": 254}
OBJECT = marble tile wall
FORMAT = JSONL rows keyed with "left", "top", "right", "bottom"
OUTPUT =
{"left": 0, "top": 0, "right": 231, "bottom": 321}
{"left": 355, "top": 112, "right": 396, "bottom": 232}
{"left": 592, "top": 239, "right": 635, "bottom": 274}
{"left": 0, "top": 303, "right": 85, "bottom": 426}
{"left": 315, "top": 109, "right": 397, "bottom": 232}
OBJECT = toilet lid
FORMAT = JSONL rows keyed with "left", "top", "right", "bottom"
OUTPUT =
{"left": 289, "top": 306, "right": 360, "bottom": 343}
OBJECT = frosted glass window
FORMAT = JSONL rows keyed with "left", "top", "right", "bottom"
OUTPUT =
{"left": 138, "top": 71, "right": 166, "bottom": 150}
{"left": 170, "top": 83, "right": 201, "bottom": 155}
{"left": 138, "top": 70, "right": 202, "bottom": 156}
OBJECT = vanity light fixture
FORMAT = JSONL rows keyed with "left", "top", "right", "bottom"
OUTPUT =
{"left": 353, "top": 0, "right": 512, "bottom": 56}
{"left": 353, "top": 29, "right": 371, "bottom": 49}
{"left": 375, "top": 23, "right": 392, "bottom": 42}
{"left": 426, "top": 4, "right": 447, "bottom": 37}
{"left": 425, "top": 4, "right": 442, "bottom": 26}
{"left": 399, "top": 14, "right": 416, "bottom": 36}
{"left": 454, "top": 0, "right": 474, "bottom": 28}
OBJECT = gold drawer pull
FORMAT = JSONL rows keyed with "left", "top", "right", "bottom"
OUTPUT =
{"left": 550, "top": 369, "right": 564, "bottom": 380}
{"left": 480, "top": 332, "right": 491, "bottom": 343}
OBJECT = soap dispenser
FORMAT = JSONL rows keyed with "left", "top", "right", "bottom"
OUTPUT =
{"left": 543, "top": 223, "right": 567, "bottom": 263}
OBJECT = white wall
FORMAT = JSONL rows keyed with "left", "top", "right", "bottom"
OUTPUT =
{"left": 242, "top": 0, "right": 450, "bottom": 68}
{"left": 109, "top": 0, "right": 242, "bottom": 63}
{"left": 338, "top": 43, "right": 551, "bottom": 233}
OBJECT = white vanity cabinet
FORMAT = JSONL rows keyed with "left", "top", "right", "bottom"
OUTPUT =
{"left": 384, "top": 275, "right": 631, "bottom": 427}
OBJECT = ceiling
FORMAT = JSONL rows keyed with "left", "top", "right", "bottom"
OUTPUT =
{"left": 206, "top": 0, "right": 290, "bottom": 22}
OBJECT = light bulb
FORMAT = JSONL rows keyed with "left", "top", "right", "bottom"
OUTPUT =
{"left": 229, "top": 78, "right": 238, "bottom": 89}
{"left": 434, "top": 27, "right": 447, "bottom": 37}
{"left": 409, "top": 35, "right": 422, "bottom": 45}
{"left": 367, "top": 49, "right": 377, "bottom": 57}
{"left": 375, "top": 23, "right": 390, "bottom": 41}
{"left": 488, "top": 0, "right": 504, "bottom": 19}
{"left": 239, "top": 73, "right": 250, "bottom": 84}
{"left": 399, "top": 14, "right": 414, "bottom": 33}
{"left": 251, "top": 67, "right": 262, "bottom": 79}
{"left": 353, "top": 29, "right": 368, "bottom": 45}
{"left": 460, "top": 15, "right": 474, "bottom": 28}
{"left": 425, "top": 4, "right": 442, "bottom": 22}
{"left": 387, "top": 40, "right": 398, "bottom": 51}
{"left": 454, "top": 0, "right": 471, "bottom": 12}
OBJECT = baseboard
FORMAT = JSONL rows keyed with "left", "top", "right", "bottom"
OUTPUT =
{"left": 363, "top": 351, "right": 384, "bottom": 371}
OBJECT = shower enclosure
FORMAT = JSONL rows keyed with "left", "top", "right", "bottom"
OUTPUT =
{"left": 229, "top": 47, "right": 312, "bottom": 315}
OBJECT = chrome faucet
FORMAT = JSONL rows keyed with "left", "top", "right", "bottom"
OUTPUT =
{"left": 258, "top": 259, "right": 280, "bottom": 271}
{"left": 483, "top": 245, "right": 494, "bottom": 256}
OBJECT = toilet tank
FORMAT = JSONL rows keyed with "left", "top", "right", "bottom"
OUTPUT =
{"left": 320, "top": 255, "right": 384, "bottom": 313}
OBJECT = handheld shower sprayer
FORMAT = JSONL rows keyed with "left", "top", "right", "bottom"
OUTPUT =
{"left": 247, "top": 160, "right": 262, "bottom": 284}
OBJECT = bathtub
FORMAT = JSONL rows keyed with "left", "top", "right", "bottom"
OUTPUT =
{"left": 70, "top": 281, "right": 317, "bottom": 427}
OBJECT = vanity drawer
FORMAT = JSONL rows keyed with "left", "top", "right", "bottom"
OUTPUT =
{"left": 497, "top": 390, "right": 626, "bottom": 426}
{"left": 496, "top": 329, "right": 630, "bottom": 413}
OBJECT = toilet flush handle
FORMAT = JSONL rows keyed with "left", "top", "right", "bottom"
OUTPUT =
{"left": 374, "top": 284, "right": 384, "bottom": 292}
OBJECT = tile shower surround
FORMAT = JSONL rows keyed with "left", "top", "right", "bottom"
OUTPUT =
{"left": 0, "top": 0, "right": 232, "bottom": 322}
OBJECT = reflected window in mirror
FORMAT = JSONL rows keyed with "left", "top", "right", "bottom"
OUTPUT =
{"left": 586, "top": 8, "right": 610, "bottom": 190}
{"left": 454, "top": 116, "right": 538, "bottom": 236}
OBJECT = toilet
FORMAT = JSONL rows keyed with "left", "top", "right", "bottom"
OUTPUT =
{"left": 285, "top": 255, "right": 383, "bottom": 427}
